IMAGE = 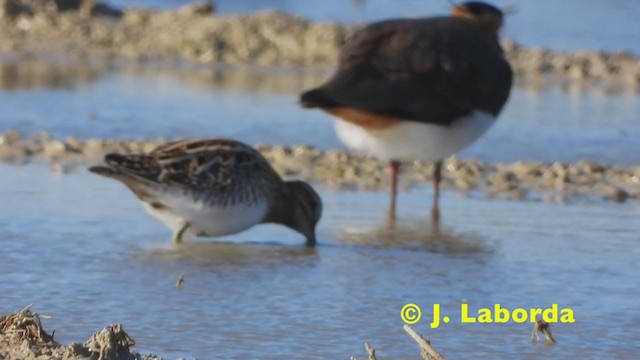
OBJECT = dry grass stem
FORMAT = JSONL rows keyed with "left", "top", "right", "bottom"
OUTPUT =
{"left": 364, "top": 342, "right": 378, "bottom": 360}
{"left": 531, "top": 319, "right": 557, "bottom": 345}
{"left": 175, "top": 273, "right": 185, "bottom": 288}
{"left": 403, "top": 325, "right": 446, "bottom": 360}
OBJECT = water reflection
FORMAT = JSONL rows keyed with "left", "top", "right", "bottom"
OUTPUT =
{"left": 0, "top": 58, "right": 329, "bottom": 93}
{"left": 332, "top": 217, "right": 494, "bottom": 255}
{"left": 1, "top": 59, "right": 639, "bottom": 165}
{"left": 0, "top": 58, "right": 109, "bottom": 90}
{"left": 0, "top": 58, "right": 637, "bottom": 96}
{"left": 1, "top": 165, "right": 639, "bottom": 359}
{"left": 134, "top": 241, "right": 319, "bottom": 270}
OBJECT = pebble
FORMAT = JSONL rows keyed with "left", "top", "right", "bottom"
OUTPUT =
{"left": 0, "top": 2, "right": 637, "bottom": 92}
{"left": 1, "top": 130, "right": 638, "bottom": 204}
{"left": 0, "top": 130, "right": 22, "bottom": 145}
{"left": 42, "top": 140, "right": 68, "bottom": 159}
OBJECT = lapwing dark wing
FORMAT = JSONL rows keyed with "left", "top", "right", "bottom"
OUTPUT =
{"left": 89, "top": 138, "right": 322, "bottom": 246}
{"left": 300, "top": 1, "right": 513, "bottom": 221}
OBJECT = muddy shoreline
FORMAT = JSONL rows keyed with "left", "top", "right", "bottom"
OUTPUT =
{"left": 0, "top": 305, "right": 161, "bottom": 360}
{"left": 1, "top": 1, "right": 639, "bottom": 93}
{"left": 2, "top": 130, "right": 638, "bottom": 203}
{"left": 0, "top": 306, "right": 452, "bottom": 360}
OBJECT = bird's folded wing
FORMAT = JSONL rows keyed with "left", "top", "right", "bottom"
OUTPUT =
{"left": 301, "top": 18, "right": 511, "bottom": 126}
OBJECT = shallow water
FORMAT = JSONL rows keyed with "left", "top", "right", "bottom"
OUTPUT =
{"left": 1, "top": 163, "right": 639, "bottom": 359}
{"left": 1, "top": 4, "right": 640, "bottom": 355}
{"left": 1, "top": 66, "right": 640, "bottom": 165}
{"left": 101, "top": 0, "right": 640, "bottom": 54}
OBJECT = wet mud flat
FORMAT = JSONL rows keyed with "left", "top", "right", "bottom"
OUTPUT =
{"left": 1, "top": 130, "right": 639, "bottom": 203}
{"left": 0, "top": 0, "right": 638, "bottom": 93}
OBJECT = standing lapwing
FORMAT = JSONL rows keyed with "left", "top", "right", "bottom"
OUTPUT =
{"left": 89, "top": 139, "right": 322, "bottom": 246}
{"left": 300, "top": 1, "right": 512, "bottom": 221}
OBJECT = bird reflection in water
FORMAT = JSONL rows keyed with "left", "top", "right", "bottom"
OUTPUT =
{"left": 135, "top": 241, "right": 319, "bottom": 270}
{"left": 332, "top": 217, "right": 493, "bottom": 255}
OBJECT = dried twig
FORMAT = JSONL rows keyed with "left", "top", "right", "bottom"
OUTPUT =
{"left": 20, "top": 303, "right": 35, "bottom": 313}
{"left": 403, "top": 325, "right": 446, "bottom": 360}
{"left": 0, "top": 304, "right": 57, "bottom": 345}
{"left": 175, "top": 273, "right": 185, "bottom": 288}
{"left": 85, "top": 324, "right": 136, "bottom": 360}
{"left": 1, "top": 305, "right": 162, "bottom": 359}
{"left": 364, "top": 342, "right": 378, "bottom": 360}
{"left": 531, "top": 319, "right": 556, "bottom": 345}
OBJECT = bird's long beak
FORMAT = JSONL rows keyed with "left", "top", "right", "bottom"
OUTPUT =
{"left": 305, "top": 233, "right": 317, "bottom": 247}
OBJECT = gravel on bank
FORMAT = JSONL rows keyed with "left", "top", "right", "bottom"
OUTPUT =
{"left": 1, "top": 130, "right": 638, "bottom": 203}
{"left": 0, "top": 0, "right": 639, "bottom": 93}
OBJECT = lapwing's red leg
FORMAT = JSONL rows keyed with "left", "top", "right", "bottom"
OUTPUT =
{"left": 431, "top": 160, "right": 443, "bottom": 222}
{"left": 388, "top": 160, "right": 401, "bottom": 221}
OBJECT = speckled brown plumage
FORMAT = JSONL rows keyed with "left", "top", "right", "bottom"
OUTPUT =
{"left": 89, "top": 138, "right": 322, "bottom": 246}
{"left": 95, "top": 138, "right": 282, "bottom": 207}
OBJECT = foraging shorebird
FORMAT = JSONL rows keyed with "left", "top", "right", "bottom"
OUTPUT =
{"left": 89, "top": 139, "right": 322, "bottom": 246}
{"left": 300, "top": 1, "right": 512, "bottom": 221}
